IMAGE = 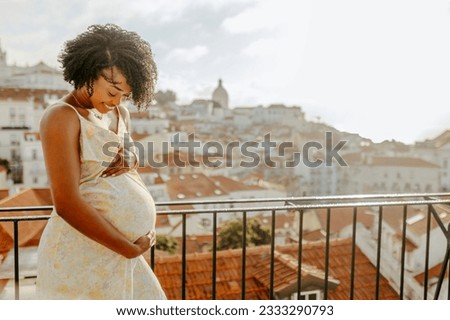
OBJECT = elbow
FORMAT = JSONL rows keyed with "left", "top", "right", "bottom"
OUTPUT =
{"left": 53, "top": 203, "right": 71, "bottom": 218}
{"left": 52, "top": 193, "right": 81, "bottom": 218}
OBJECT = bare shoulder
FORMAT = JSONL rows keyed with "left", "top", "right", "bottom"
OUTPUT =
{"left": 40, "top": 103, "right": 80, "bottom": 134}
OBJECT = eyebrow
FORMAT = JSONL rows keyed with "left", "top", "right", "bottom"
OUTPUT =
{"left": 101, "top": 73, "right": 131, "bottom": 95}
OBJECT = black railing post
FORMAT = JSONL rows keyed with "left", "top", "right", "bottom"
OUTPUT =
{"left": 297, "top": 210, "right": 303, "bottom": 300}
{"left": 13, "top": 220, "right": 19, "bottom": 300}
{"left": 181, "top": 213, "right": 187, "bottom": 300}
{"left": 212, "top": 211, "right": 217, "bottom": 300}
{"left": 424, "top": 205, "right": 432, "bottom": 299}
{"left": 426, "top": 199, "right": 450, "bottom": 300}
{"left": 150, "top": 245, "right": 155, "bottom": 271}
{"left": 3, "top": 194, "right": 450, "bottom": 301}
{"left": 399, "top": 205, "right": 408, "bottom": 299}
{"left": 375, "top": 206, "right": 383, "bottom": 300}
{"left": 269, "top": 210, "right": 276, "bottom": 299}
{"left": 324, "top": 208, "right": 331, "bottom": 300}
{"left": 433, "top": 222, "right": 450, "bottom": 300}
{"left": 350, "top": 207, "right": 357, "bottom": 300}
{"left": 241, "top": 211, "right": 247, "bottom": 300}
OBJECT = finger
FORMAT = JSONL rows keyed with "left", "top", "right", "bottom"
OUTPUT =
{"left": 147, "top": 231, "right": 156, "bottom": 247}
{"left": 112, "top": 153, "right": 124, "bottom": 168}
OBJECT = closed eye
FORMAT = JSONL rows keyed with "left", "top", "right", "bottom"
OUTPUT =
{"left": 108, "top": 91, "right": 117, "bottom": 97}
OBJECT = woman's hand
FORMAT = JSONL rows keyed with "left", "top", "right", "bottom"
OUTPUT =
{"left": 126, "top": 231, "right": 156, "bottom": 259}
{"left": 101, "top": 147, "right": 138, "bottom": 177}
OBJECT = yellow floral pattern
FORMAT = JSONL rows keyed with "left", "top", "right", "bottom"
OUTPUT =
{"left": 36, "top": 103, "right": 166, "bottom": 300}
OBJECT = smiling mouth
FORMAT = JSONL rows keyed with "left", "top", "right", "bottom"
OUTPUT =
{"left": 104, "top": 103, "right": 116, "bottom": 110}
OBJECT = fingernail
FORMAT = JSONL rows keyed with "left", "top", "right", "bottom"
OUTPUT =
{"left": 101, "top": 174, "right": 106, "bottom": 177}
{"left": 112, "top": 173, "right": 116, "bottom": 177}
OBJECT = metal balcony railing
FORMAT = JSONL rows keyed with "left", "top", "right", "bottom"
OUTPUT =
{"left": 1, "top": 193, "right": 450, "bottom": 300}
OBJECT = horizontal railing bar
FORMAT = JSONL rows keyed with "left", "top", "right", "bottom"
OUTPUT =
{"left": 2, "top": 193, "right": 449, "bottom": 301}
{"left": 156, "top": 198, "right": 450, "bottom": 215}
{"left": 0, "top": 215, "right": 51, "bottom": 222}
{"left": 0, "top": 205, "right": 53, "bottom": 213}
{"left": 2, "top": 198, "right": 450, "bottom": 221}
{"left": 1, "top": 192, "right": 450, "bottom": 214}
{"left": 153, "top": 192, "right": 450, "bottom": 206}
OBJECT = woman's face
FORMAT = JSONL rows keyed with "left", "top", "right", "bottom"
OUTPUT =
{"left": 89, "top": 66, "right": 132, "bottom": 113}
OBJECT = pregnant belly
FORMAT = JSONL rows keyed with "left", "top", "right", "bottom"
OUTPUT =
{"left": 79, "top": 173, "right": 155, "bottom": 241}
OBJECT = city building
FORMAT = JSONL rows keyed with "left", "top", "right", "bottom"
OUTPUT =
{"left": 0, "top": 42, "right": 70, "bottom": 91}
{"left": 212, "top": 79, "right": 229, "bottom": 109}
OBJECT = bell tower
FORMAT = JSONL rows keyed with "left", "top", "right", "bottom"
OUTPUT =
{"left": 212, "top": 78, "right": 229, "bottom": 109}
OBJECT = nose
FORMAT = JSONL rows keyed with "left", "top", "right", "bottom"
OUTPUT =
{"left": 109, "top": 96, "right": 122, "bottom": 107}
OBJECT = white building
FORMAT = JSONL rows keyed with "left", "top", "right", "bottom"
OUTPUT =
{"left": 412, "top": 130, "right": 450, "bottom": 192}
{"left": 311, "top": 154, "right": 440, "bottom": 195}
{"left": 0, "top": 88, "right": 67, "bottom": 183}
{"left": 162, "top": 173, "right": 286, "bottom": 238}
{"left": 253, "top": 104, "right": 306, "bottom": 127}
{"left": 21, "top": 132, "right": 47, "bottom": 187}
{"left": 356, "top": 204, "right": 450, "bottom": 299}
{"left": 0, "top": 42, "right": 70, "bottom": 90}
{"left": 129, "top": 110, "right": 169, "bottom": 135}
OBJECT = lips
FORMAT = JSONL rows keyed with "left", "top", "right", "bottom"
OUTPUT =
{"left": 103, "top": 103, "right": 116, "bottom": 111}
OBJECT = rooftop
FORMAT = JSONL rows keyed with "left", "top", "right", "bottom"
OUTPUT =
{"left": 153, "top": 238, "right": 399, "bottom": 300}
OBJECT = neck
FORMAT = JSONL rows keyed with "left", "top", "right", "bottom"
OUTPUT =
{"left": 71, "top": 89, "right": 92, "bottom": 109}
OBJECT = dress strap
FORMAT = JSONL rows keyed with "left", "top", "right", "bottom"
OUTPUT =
{"left": 58, "top": 101, "right": 83, "bottom": 118}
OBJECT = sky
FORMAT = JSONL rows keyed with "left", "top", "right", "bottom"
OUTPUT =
{"left": 1, "top": 0, "right": 450, "bottom": 144}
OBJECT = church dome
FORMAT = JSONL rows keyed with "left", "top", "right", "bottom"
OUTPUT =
{"left": 212, "top": 79, "right": 229, "bottom": 109}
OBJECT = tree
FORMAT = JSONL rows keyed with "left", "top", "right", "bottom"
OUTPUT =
{"left": 154, "top": 90, "right": 177, "bottom": 106}
{"left": 0, "top": 158, "right": 11, "bottom": 174}
{"left": 155, "top": 234, "right": 178, "bottom": 255}
{"left": 217, "top": 218, "right": 271, "bottom": 250}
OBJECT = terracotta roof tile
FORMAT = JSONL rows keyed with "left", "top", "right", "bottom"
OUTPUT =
{"left": 0, "top": 189, "right": 8, "bottom": 201}
{"left": 153, "top": 238, "right": 399, "bottom": 300}
{"left": 414, "top": 263, "right": 445, "bottom": 285}
{"left": 381, "top": 204, "right": 450, "bottom": 238}
{"left": 167, "top": 173, "right": 228, "bottom": 200}
{"left": 314, "top": 207, "right": 374, "bottom": 234}
{"left": 278, "top": 239, "right": 399, "bottom": 299}
{"left": 130, "top": 132, "right": 150, "bottom": 141}
{"left": 209, "top": 176, "right": 265, "bottom": 192}
{"left": 0, "top": 88, "right": 68, "bottom": 101}
{"left": 0, "top": 188, "right": 52, "bottom": 250}
{"left": 136, "top": 166, "right": 158, "bottom": 174}
{"left": 370, "top": 157, "right": 439, "bottom": 168}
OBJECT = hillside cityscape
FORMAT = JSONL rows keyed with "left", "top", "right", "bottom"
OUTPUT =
{"left": 0, "top": 42, "right": 449, "bottom": 300}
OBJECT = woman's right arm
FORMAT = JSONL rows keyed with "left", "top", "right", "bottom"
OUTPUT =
{"left": 40, "top": 105, "right": 150, "bottom": 258}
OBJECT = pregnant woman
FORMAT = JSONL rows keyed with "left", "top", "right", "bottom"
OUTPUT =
{"left": 36, "top": 24, "right": 166, "bottom": 299}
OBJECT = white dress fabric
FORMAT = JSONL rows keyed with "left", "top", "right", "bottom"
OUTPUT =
{"left": 36, "top": 102, "right": 166, "bottom": 299}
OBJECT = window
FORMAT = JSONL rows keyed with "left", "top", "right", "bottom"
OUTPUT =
{"left": 10, "top": 133, "right": 18, "bottom": 146}
{"left": 200, "top": 218, "right": 211, "bottom": 228}
{"left": 291, "top": 290, "right": 321, "bottom": 300}
{"left": 18, "top": 113, "right": 26, "bottom": 126}
{"left": 32, "top": 149, "right": 37, "bottom": 160}
{"left": 9, "top": 107, "right": 16, "bottom": 124}
{"left": 404, "top": 183, "right": 411, "bottom": 192}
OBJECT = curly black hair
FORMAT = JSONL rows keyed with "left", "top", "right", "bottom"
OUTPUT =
{"left": 58, "top": 24, "right": 157, "bottom": 110}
